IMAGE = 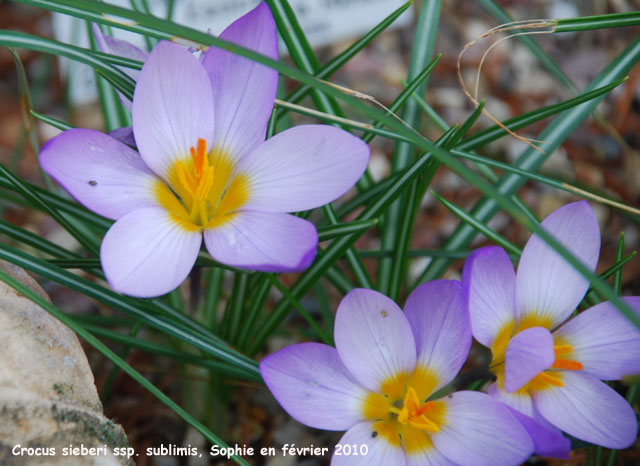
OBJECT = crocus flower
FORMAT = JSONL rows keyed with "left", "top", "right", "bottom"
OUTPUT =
{"left": 260, "top": 284, "right": 534, "bottom": 466}
{"left": 463, "top": 201, "right": 640, "bottom": 456}
{"left": 40, "top": 3, "right": 369, "bottom": 297}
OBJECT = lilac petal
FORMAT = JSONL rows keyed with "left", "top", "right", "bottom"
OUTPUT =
{"left": 462, "top": 246, "right": 517, "bottom": 348}
{"left": 553, "top": 297, "right": 640, "bottom": 380}
{"left": 92, "top": 24, "right": 147, "bottom": 110}
{"left": 405, "top": 447, "right": 457, "bottom": 466}
{"left": 533, "top": 371, "right": 637, "bottom": 448}
{"left": 201, "top": 2, "right": 278, "bottom": 162}
{"left": 334, "top": 289, "right": 416, "bottom": 394}
{"left": 259, "top": 343, "right": 367, "bottom": 430}
{"left": 505, "top": 327, "right": 555, "bottom": 393}
{"left": 40, "top": 128, "right": 157, "bottom": 220}
{"left": 203, "top": 211, "right": 317, "bottom": 272}
{"left": 109, "top": 126, "right": 136, "bottom": 147}
{"left": 508, "top": 408, "right": 571, "bottom": 459}
{"left": 132, "top": 41, "right": 214, "bottom": 180}
{"left": 403, "top": 280, "right": 470, "bottom": 392}
{"left": 331, "top": 422, "right": 406, "bottom": 466}
{"left": 431, "top": 391, "right": 533, "bottom": 466}
{"left": 516, "top": 201, "right": 601, "bottom": 328}
{"left": 237, "top": 125, "right": 370, "bottom": 213}
{"left": 101, "top": 207, "right": 201, "bottom": 297}
{"left": 487, "top": 383, "right": 570, "bottom": 459}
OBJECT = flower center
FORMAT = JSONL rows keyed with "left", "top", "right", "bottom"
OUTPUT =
{"left": 155, "top": 139, "right": 250, "bottom": 230}
{"left": 175, "top": 138, "right": 215, "bottom": 226}
{"left": 392, "top": 387, "right": 440, "bottom": 433}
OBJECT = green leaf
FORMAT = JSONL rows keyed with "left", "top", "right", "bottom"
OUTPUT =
{"left": 379, "top": 0, "right": 443, "bottom": 296}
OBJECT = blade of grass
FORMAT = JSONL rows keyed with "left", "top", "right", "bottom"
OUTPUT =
{"left": 417, "top": 36, "right": 640, "bottom": 286}
{"left": 0, "top": 164, "right": 101, "bottom": 255}
{"left": 379, "top": 0, "right": 442, "bottom": 296}
{"left": 433, "top": 192, "right": 522, "bottom": 256}
{"left": 282, "top": 1, "right": 412, "bottom": 110}
{"left": 0, "top": 30, "right": 135, "bottom": 100}
{"left": 0, "top": 243, "right": 259, "bottom": 376}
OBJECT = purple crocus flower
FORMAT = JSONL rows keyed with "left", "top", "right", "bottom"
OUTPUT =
{"left": 39, "top": 3, "right": 369, "bottom": 298}
{"left": 260, "top": 284, "right": 534, "bottom": 466}
{"left": 463, "top": 201, "right": 640, "bottom": 457}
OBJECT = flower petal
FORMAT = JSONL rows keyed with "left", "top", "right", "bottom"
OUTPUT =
{"left": 553, "top": 297, "right": 640, "bottom": 380}
{"left": 40, "top": 128, "right": 157, "bottom": 220}
{"left": 201, "top": 2, "right": 278, "bottom": 162}
{"left": 92, "top": 24, "right": 147, "bottom": 110}
{"left": 431, "top": 391, "right": 533, "bottom": 466}
{"left": 334, "top": 289, "right": 416, "bottom": 394}
{"left": 260, "top": 343, "right": 368, "bottom": 430}
{"left": 533, "top": 371, "right": 637, "bottom": 448}
{"left": 237, "top": 125, "right": 370, "bottom": 212}
{"left": 203, "top": 211, "right": 317, "bottom": 272}
{"left": 101, "top": 207, "right": 201, "bottom": 297}
{"left": 516, "top": 201, "right": 600, "bottom": 328}
{"left": 331, "top": 422, "right": 407, "bottom": 466}
{"left": 109, "top": 126, "right": 136, "bottom": 147}
{"left": 462, "top": 246, "right": 517, "bottom": 347}
{"left": 508, "top": 408, "right": 571, "bottom": 459}
{"left": 132, "top": 41, "right": 214, "bottom": 180}
{"left": 404, "top": 280, "right": 470, "bottom": 392}
{"left": 405, "top": 447, "right": 457, "bottom": 466}
{"left": 505, "top": 327, "right": 555, "bottom": 393}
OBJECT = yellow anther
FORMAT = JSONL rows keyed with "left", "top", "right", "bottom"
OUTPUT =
{"left": 532, "top": 371, "right": 564, "bottom": 387}
{"left": 397, "top": 387, "right": 440, "bottom": 433}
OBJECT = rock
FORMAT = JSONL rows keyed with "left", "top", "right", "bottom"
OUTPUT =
{"left": 0, "top": 261, "right": 131, "bottom": 465}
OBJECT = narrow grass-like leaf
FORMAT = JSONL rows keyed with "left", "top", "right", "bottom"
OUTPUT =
{"left": 81, "top": 322, "right": 261, "bottom": 382}
{"left": 202, "top": 267, "right": 224, "bottom": 331}
{"left": 458, "top": 79, "right": 626, "bottom": 151}
{"left": 379, "top": 0, "right": 442, "bottom": 295}
{"left": 283, "top": 1, "right": 411, "bottom": 110}
{"left": 317, "top": 219, "right": 378, "bottom": 242}
{"left": 362, "top": 54, "right": 441, "bottom": 144}
{"left": 0, "top": 269, "right": 251, "bottom": 466}
{"left": 555, "top": 12, "right": 640, "bottom": 32}
{"left": 417, "top": 36, "right": 640, "bottom": 286}
{"left": 0, "top": 243, "right": 259, "bottom": 376}
{"left": 265, "top": 274, "right": 332, "bottom": 345}
{"left": 433, "top": 192, "right": 521, "bottom": 256}
{"left": 0, "top": 219, "right": 79, "bottom": 259}
{"left": 0, "top": 164, "right": 100, "bottom": 255}
{"left": 226, "top": 274, "right": 249, "bottom": 345}
{"left": 0, "top": 30, "right": 135, "bottom": 100}
{"left": 31, "top": 110, "right": 75, "bottom": 131}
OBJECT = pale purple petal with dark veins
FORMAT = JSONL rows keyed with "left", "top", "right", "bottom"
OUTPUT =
{"left": 504, "top": 327, "right": 555, "bottom": 393}
{"left": 404, "top": 280, "right": 470, "bottom": 392}
{"left": 331, "top": 422, "right": 407, "bottom": 466}
{"left": 260, "top": 343, "right": 367, "bottom": 430}
{"left": 100, "top": 207, "right": 201, "bottom": 297}
{"left": 553, "top": 297, "right": 640, "bottom": 380}
{"left": 516, "top": 201, "right": 600, "bottom": 328}
{"left": 237, "top": 125, "right": 369, "bottom": 213}
{"left": 462, "top": 246, "right": 517, "bottom": 347}
{"left": 488, "top": 383, "right": 570, "bottom": 458}
{"left": 40, "top": 128, "right": 157, "bottom": 220}
{"left": 132, "top": 41, "right": 214, "bottom": 180}
{"left": 203, "top": 211, "right": 317, "bottom": 273}
{"left": 201, "top": 2, "right": 278, "bottom": 162}
{"left": 334, "top": 289, "right": 416, "bottom": 393}
{"left": 533, "top": 371, "right": 637, "bottom": 448}
{"left": 431, "top": 391, "right": 534, "bottom": 466}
